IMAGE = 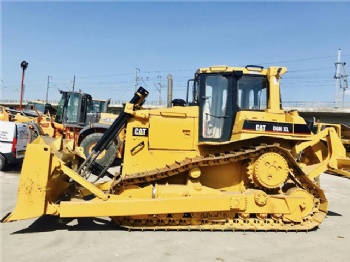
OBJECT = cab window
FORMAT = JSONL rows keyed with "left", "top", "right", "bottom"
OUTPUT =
{"left": 237, "top": 76, "right": 267, "bottom": 110}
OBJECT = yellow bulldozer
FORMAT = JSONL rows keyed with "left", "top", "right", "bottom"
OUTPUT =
{"left": 2, "top": 65, "right": 350, "bottom": 231}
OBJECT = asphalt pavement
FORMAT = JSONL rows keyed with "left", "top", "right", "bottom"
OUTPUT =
{"left": 1, "top": 167, "right": 350, "bottom": 262}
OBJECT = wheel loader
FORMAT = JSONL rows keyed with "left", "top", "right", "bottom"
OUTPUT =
{"left": 49, "top": 90, "right": 120, "bottom": 166}
{"left": 22, "top": 91, "right": 121, "bottom": 167}
{"left": 2, "top": 65, "right": 350, "bottom": 232}
{"left": 5, "top": 99, "right": 54, "bottom": 121}
{"left": 2, "top": 94, "right": 119, "bottom": 166}
{"left": 1, "top": 102, "right": 51, "bottom": 140}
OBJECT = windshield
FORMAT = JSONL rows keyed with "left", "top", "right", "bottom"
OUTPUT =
{"left": 55, "top": 94, "right": 67, "bottom": 123}
{"left": 237, "top": 75, "right": 267, "bottom": 110}
{"left": 66, "top": 93, "right": 81, "bottom": 124}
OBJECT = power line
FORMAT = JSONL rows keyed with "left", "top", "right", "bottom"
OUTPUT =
{"left": 259, "top": 55, "right": 338, "bottom": 65}
{"left": 76, "top": 73, "right": 134, "bottom": 79}
{"left": 287, "top": 67, "right": 334, "bottom": 73}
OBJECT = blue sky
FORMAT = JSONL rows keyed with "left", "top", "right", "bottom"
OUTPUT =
{"left": 1, "top": 1, "right": 350, "bottom": 105}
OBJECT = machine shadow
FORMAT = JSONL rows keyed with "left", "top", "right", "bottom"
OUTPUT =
{"left": 3, "top": 163, "right": 22, "bottom": 173}
{"left": 327, "top": 210, "right": 342, "bottom": 216}
{"left": 11, "top": 216, "right": 127, "bottom": 234}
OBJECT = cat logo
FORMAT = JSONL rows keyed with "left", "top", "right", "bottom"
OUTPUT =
{"left": 255, "top": 124, "right": 266, "bottom": 131}
{"left": 133, "top": 127, "right": 148, "bottom": 136}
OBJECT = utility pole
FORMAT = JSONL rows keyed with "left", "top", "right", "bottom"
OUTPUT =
{"left": 334, "top": 49, "right": 342, "bottom": 108}
{"left": 46, "top": 76, "right": 52, "bottom": 103}
{"left": 158, "top": 75, "right": 162, "bottom": 105}
{"left": 135, "top": 68, "right": 140, "bottom": 91}
{"left": 72, "top": 75, "right": 76, "bottom": 92}
{"left": 20, "top": 60, "right": 29, "bottom": 110}
{"left": 155, "top": 75, "right": 162, "bottom": 105}
{"left": 334, "top": 49, "right": 348, "bottom": 108}
{"left": 341, "top": 63, "right": 348, "bottom": 107}
{"left": 167, "top": 74, "right": 173, "bottom": 108}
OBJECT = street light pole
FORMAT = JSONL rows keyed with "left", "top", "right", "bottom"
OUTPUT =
{"left": 20, "top": 60, "right": 29, "bottom": 110}
{"left": 46, "top": 76, "right": 52, "bottom": 103}
{"left": 72, "top": 75, "right": 75, "bottom": 92}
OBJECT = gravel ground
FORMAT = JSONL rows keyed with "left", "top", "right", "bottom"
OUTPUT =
{"left": 1, "top": 168, "right": 349, "bottom": 262}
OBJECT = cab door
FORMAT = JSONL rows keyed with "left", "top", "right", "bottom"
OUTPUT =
{"left": 199, "top": 74, "right": 234, "bottom": 142}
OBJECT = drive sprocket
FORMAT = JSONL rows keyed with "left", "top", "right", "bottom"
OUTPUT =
{"left": 247, "top": 152, "right": 289, "bottom": 189}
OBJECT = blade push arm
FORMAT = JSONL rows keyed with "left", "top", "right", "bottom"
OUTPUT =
{"left": 78, "top": 87, "right": 149, "bottom": 178}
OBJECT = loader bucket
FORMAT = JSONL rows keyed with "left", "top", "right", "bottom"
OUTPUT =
{"left": 2, "top": 136, "right": 82, "bottom": 222}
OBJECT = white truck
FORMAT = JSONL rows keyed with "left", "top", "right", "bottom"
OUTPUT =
{"left": 0, "top": 121, "right": 32, "bottom": 171}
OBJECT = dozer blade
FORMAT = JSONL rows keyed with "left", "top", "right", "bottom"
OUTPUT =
{"left": 2, "top": 136, "right": 82, "bottom": 223}
{"left": 327, "top": 157, "right": 350, "bottom": 178}
{"left": 322, "top": 128, "right": 350, "bottom": 178}
{"left": 293, "top": 127, "right": 350, "bottom": 179}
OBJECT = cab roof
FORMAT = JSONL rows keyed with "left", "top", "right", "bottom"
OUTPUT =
{"left": 196, "top": 65, "right": 285, "bottom": 75}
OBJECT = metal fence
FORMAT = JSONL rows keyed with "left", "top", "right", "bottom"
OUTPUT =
{"left": 282, "top": 101, "right": 350, "bottom": 109}
{"left": 0, "top": 99, "right": 168, "bottom": 107}
{"left": 1, "top": 99, "right": 349, "bottom": 109}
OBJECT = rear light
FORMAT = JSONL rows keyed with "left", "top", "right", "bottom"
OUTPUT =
{"left": 12, "top": 137, "right": 17, "bottom": 157}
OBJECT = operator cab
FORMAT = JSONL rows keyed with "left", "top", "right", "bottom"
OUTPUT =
{"left": 187, "top": 65, "right": 269, "bottom": 142}
{"left": 55, "top": 91, "right": 94, "bottom": 126}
